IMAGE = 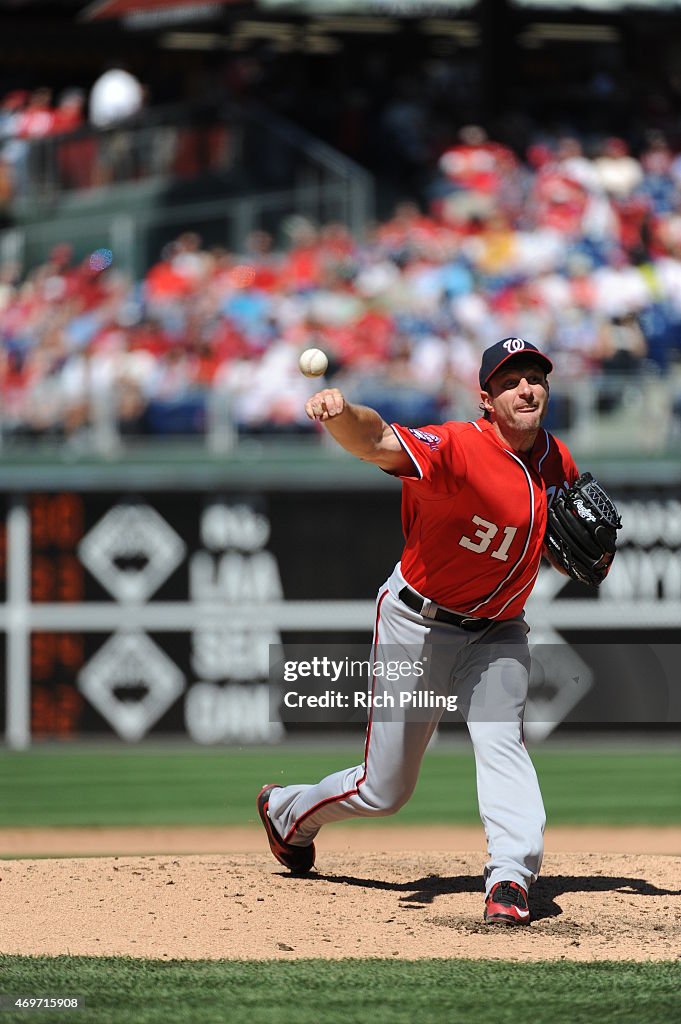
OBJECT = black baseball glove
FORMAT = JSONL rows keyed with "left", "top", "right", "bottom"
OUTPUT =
{"left": 544, "top": 473, "right": 622, "bottom": 587}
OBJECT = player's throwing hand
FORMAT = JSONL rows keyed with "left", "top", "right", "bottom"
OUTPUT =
{"left": 305, "top": 388, "right": 346, "bottom": 422}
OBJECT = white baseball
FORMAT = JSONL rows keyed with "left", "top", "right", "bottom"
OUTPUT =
{"left": 298, "top": 347, "right": 329, "bottom": 378}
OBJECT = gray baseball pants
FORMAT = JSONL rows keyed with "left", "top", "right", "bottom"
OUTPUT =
{"left": 267, "top": 563, "right": 546, "bottom": 894}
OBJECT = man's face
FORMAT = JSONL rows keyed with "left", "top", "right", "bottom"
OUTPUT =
{"left": 481, "top": 358, "right": 550, "bottom": 437}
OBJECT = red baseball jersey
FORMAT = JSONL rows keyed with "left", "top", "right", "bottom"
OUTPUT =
{"left": 391, "top": 417, "right": 579, "bottom": 620}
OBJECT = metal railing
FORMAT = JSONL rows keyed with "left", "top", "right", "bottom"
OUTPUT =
{"left": 16, "top": 109, "right": 240, "bottom": 198}
{"left": 544, "top": 370, "right": 681, "bottom": 457}
{"left": 0, "top": 369, "right": 679, "bottom": 460}
{"left": 0, "top": 186, "right": 357, "bottom": 278}
{"left": 1, "top": 101, "right": 375, "bottom": 274}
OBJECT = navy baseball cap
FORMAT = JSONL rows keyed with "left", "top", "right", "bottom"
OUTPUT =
{"left": 479, "top": 337, "right": 553, "bottom": 389}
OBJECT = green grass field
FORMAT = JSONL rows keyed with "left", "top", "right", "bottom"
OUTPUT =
{"left": 0, "top": 957, "right": 679, "bottom": 1024}
{"left": 0, "top": 744, "right": 679, "bottom": 828}
{"left": 1, "top": 744, "right": 679, "bottom": 1024}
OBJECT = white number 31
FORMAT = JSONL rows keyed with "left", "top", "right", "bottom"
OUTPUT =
{"left": 458, "top": 516, "right": 518, "bottom": 562}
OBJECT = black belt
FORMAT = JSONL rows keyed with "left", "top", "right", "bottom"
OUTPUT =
{"left": 398, "top": 586, "right": 493, "bottom": 632}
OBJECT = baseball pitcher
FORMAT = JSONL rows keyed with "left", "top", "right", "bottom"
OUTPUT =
{"left": 257, "top": 337, "right": 621, "bottom": 926}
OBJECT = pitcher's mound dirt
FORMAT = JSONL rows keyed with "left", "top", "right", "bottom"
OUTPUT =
{"left": 1, "top": 824, "right": 680, "bottom": 857}
{"left": 1, "top": 851, "right": 679, "bottom": 962}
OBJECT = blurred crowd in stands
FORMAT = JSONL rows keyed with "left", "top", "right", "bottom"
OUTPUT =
{"left": 0, "top": 86, "right": 83, "bottom": 218}
{"left": 0, "top": 69, "right": 146, "bottom": 208}
{"left": 0, "top": 69, "right": 145, "bottom": 142}
{"left": 2, "top": 123, "right": 681, "bottom": 443}
{"left": 0, "top": 86, "right": 85, "bottom": 142}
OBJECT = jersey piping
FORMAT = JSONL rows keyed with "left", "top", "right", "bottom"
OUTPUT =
{"left": 494, "top": 561, "right": 541, "bottom": 618}
{"left": 283, "top": 587, "right": 389, "bottom": 842}
{"left": 536, "top": 429, "right": 550, "bottom": 474}
{"left": 390, "top": 424, "right": 424, "bottom": 479}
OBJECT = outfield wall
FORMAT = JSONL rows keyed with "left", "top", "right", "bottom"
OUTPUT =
{"left": 0, "top": 460, "right": 679, "bottom": 748}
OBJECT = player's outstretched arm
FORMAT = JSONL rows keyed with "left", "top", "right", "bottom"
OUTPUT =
{"left": 305, "top": 388, "right": 412, "bottom": 474}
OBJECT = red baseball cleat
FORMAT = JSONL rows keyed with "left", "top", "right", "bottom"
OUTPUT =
{"left": 256, "top": 784, "right": 315, "bottom": 874}
{"left": 484, "top": 880, "right": 531, "bottom": 925}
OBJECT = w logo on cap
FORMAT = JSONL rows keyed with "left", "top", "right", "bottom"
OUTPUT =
{"left": 503, "top": 338, "right": 526, "bottom": 353}
{"left": 479, "top": 336, "right": 552, "bottom": 388}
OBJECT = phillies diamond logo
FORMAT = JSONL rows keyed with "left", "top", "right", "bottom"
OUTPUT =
{"left": 78, "top": 632, "right": 185, "bottom": 741}
{"left": 79, "top": 504, "right": 186, "bottom": 602}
